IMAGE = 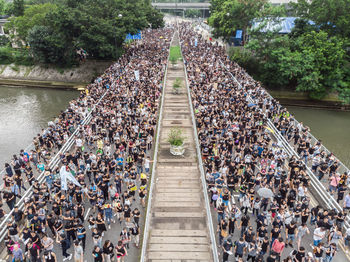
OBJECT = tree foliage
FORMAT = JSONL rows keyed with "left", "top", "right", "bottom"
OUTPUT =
{"left": 213, "top": 0, "right": 350, "bottom": 103}
{"left": 28, "top": 25, "right": 73, "bottom": 65}
{"left": 13, "top": 0, "right": 24, "bottom": 16}
{"left": 5, "top": 0, "right": 164, "bottom": 65}
{"left": 291, "top": 0, "right": 350, "bottom": 39}
{"left": 209, "top": 0, "right": 267, "bottom": 40}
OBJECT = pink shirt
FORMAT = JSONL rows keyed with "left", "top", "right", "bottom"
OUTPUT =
{"left": 272, "top": 240, "right": 285, "bottom": 254}
{"left": 330, "top": 176, "right": 340, "bottom": 187}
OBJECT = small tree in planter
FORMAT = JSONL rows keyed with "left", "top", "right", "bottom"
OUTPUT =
{"left": 172, "top": 77, "right": 182, "bottom": 94}
{"left": 168, "top": 128, "right": 185, "bottom": 156}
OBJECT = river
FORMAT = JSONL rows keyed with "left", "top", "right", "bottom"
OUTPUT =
{"left": 0, "top": 86, "right": 349, "bottom": 172}
{"left": 287, "top": 106, "right": 350, "bottom": 167}
{"left": 0, "top": 86, "right": 78, "bottom": 169}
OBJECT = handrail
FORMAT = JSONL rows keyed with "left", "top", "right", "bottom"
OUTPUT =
{"left": 140, "top": 33, "right": 173, "bottom": 262}
{"left": 0, "top": 87, "right": 111, "bottom": 243}
{"left": 179, "top": 30, "right": 220, "bottom": 261}
{"left": 219, "top": 60, "right": 350, "bottom": 231}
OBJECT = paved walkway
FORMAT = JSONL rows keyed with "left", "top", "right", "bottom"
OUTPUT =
{"left": 145, "top": 34, "right": 213, "bottom": 261}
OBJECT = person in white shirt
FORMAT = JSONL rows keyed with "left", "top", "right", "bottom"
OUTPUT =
{"left": 313, "top": 227, "right": 326, "bottom": 247}
{"left": 75, "top": 136, "right": 83, "bottom": 150}
{"left": 143, "top": 156, "right": 153, "bottom": 174}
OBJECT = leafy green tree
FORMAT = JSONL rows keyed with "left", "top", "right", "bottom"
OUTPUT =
{"left": 145, "top": 7, "right": 165, "bottom": 29}
{"left": 5, "top": 0, "right": 164, "bottom": 65}
{"left": 184, "top": 9, "right": 201, "bottom": 18}
{"left": 5, "top": 3, "right": 57, "bottom": 43}
{"left": 291, "top": 0, "right": 350, "bottom": 38}
{"left": 294, "top": 31, "right": 346, "bottom": 99}
{"left": 13, "top": 0, "right": 24, "bottom": 16}
{"left": 28, "top": 25, "right": 74, "bottom": 65}
{"left": 0, "top": 0, "right": 5, "bottom": 15}
{"left": 209, "top": 0, "right": 267, "bottom": 41}
{"left": 289, "top": 18, "right": 317, "bottom": 39}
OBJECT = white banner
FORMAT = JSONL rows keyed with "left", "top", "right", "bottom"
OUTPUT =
{"left": 60, "top": 166, "right": 82, "bottom": 190}
{"left": 134, "top": 70, "right": 140, "bottom": 81}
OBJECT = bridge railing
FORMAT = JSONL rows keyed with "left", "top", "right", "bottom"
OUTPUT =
{"left": 181, "top": 38, "right": 220, "bottom": 262}
{"left": 0, "top": 87, "right": 110, "bottom": 243}
{"left": 140, "top": 33, "right": 173, "bottom": 262}
{"left": 196, "top": 20, "right": 350, "bottom": 188}
{"left": 219, "top": 60, "right": 350, "bottom": 233}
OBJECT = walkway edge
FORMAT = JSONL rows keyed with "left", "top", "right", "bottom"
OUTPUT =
{"left": 140, "top": 33, "right": 174, "bottom": 262}
{"left": 179, "top": 31, "right": 220, "bottom": 261}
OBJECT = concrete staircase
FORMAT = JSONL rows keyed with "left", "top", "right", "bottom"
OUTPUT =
{"left": 146, "top": 35, "right": 212, "bottom": 262}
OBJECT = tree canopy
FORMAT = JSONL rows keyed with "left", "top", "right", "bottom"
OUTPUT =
{"left": 210, "top": 0, "right": 350, "bottom": 103}
{"left": 4, "top": 0, "right": 164, "bottom": 66}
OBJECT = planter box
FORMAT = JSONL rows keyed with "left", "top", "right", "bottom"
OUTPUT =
{"left": 170, "top": 143, "right": 185, "bottom": 156}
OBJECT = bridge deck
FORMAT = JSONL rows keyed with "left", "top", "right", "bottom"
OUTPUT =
{"left": 145, "top": 35, "right": 213, "bottom": 261}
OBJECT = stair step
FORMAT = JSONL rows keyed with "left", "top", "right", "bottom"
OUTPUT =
{"left": 153, "top": 212, "right": 203, "bottom": 218}
{"left": 151, "top": 230, "right": 208, "bottom": 237}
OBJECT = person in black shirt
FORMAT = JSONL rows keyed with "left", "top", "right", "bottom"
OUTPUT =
{"left": 103, "top": 240, "right": 114, "bottom": 261}
{"left": 56, "top": 232, "right": 72, "bottom": 261}
{"left": 257, "top": 224, "right": 268, "bottom": 243}
{"left": 3, "top": 191, "right": 16, "bottom": 210}
{"left": 244, "top": 227, "right": 255, "bottom": 243}
{"left": 26, "top": 241, "right": 40, "bottom": 262}
{"left": 259, "top": 236, "right": 269, "bottom": 256}
{"left": 7, "top": 221, "right": 19, "bottom": 242}
{"left": 92, "top": 245, "right": 103, "bottom": 262}
{"left": 266, "top": 252, "right": 277, "bottom": 262}
{"left": 270, "top": 227, "right": 281, "bottom": 248}
{"left": 222, "top": 239, "right": 233, "bottom": 262}
{"left": 12, "top": 206, "right": 23, "bottom": 223}
{"left": 240, "top": 215, "right": 250, "bottom": 237}
{"left": 76, "top": 224, "right": 86, "bottom": 251}
{"left": 285, "top": 221, "right": 298, "bottom": 248}
{"left": 291, "top": 246, "right": 306, "bottom": 262}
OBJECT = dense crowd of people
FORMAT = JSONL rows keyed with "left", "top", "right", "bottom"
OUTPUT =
{"left": 1, "top": 18, "right": 349, "bottom": 262}
{"left": 1, "top": 27, "right": 172, "bottom": 262}
{"left": 180, "top": 22, "right": 347, "bottom": 262}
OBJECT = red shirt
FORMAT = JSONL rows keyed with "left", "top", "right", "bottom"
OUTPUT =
{"left": 272, "top": 239, "right": 285, "bottom": 254}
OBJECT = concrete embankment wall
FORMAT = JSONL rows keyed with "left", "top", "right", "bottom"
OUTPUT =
{"left": 0, "top": 60, "right": 112, "bottom": 89}
{"left": 268, "top": 89, "right": 350, "bottom": 111}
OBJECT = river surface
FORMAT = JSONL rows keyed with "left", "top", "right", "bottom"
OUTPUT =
{"left": 0, "top": 86, "right": 349, "bottom": 172}
{"left": 287, "top": 106, "right": 350, "bottom": 167}
{"left": 0, "top": 86, "right": 78, "bottom": 169}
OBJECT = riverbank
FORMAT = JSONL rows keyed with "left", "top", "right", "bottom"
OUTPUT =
{"left": 268, "top": 89, "right": 350, "bottom": 111}
{"left": 0, "top": 78, "right": 86, "bottom": 90}
{"left": 0, "top": 60, "right": 112, "bottom": 88}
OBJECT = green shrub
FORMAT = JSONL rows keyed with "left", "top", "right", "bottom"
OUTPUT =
{"left": 11, "top": 64, "right": 20, "bottom": 72}
{"left": 0, "top": 47, "right": 34, "bottom": 66}
{"left": 228, "top": 47, "right": 261, "bottom": 78}
{"left": 168, "top": 128, "right": 185, "bottom": 146}
{"left": 13, "top": 49, "right": 34, "bottom": 66}
{"left": 0, "top": 46, "right": 14, "bottom": 64}
{"left": 0, "top": 35, "right": 10, "bottom": 47}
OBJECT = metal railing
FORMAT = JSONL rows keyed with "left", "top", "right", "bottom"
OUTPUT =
{"left": 0, "top": 87, "right": 111, "bottom": 242}
{"left": 197, "top": 19, "right": 350, "bottom": 206}
{"left": 181, "top": 43, "right": 220, "bottom": 261}
{"left": 140, "top": 34, "right": 173, "bottom": 262}
{"left": 219, "top": 60, "right": 350, "bottom": 231}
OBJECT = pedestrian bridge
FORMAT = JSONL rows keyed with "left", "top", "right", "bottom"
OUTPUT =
{"left": 152, "top": 2, "right": 210, "bottom": 10}
{"left": 151, "top": 0, "right": 297, "bottom": 10}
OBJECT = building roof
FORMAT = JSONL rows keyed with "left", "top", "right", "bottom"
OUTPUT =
{"left": 252, "top": 17, "right": 302, "bottom": 34}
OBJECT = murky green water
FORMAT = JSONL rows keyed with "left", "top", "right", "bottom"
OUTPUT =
{"left": 0, "top": 86, "right": 78, "bottom": 168}
{"left": 0, "top": 86, "right": 349, "bottom": 171}
{"left": 287, "top": 106, "right": 350, "bottom": 167}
